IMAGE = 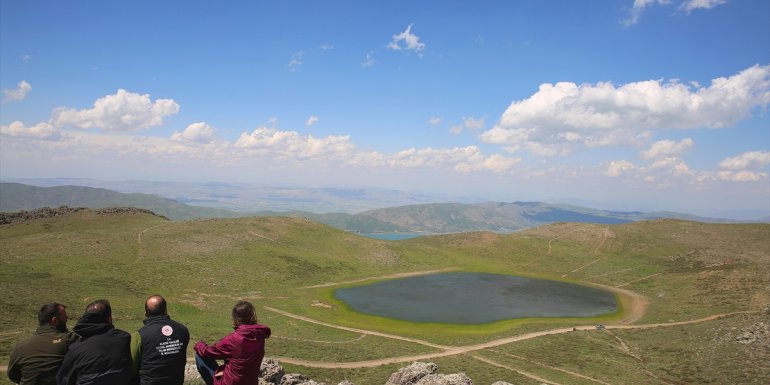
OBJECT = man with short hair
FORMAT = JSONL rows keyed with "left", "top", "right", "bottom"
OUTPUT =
{"left": 130, "top": 295, "right": 190, "bottom": 385}
{"left": 56, "top": 299, "right": 132, "bottom": 385}
{"left": 8, "top": 303, "right": 77, "bottom": 385}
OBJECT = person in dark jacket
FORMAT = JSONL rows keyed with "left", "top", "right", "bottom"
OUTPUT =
{"left": 8, "top": 303, "right": 78, "bottom": 385}
{"left": 194, "top": 300, "right": 271, "bottom": 385}
{"left": 130, "top": 295, "right": 190, "bottom": 385}
{"left": 56, "top": 299, "right": 131, "bottom": 385}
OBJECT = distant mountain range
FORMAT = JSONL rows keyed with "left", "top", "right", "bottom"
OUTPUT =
{"left": 264, "top": 201, "right": 750, "bottom": 234}
{"left": 1, "top": 182, "right": 760, "bottom": 233}
{"left": 0, "top": 183, "right": 241, "bottom": 221}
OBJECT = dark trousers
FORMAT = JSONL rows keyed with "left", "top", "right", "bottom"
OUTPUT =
{"left": 195, "top": 353, "right": 218, "bottom": 385}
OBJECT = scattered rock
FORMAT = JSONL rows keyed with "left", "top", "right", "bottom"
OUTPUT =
{"left": 0, "top": 205, "right": 168, "bottom": 225}
{"left": 735, "top": 322, "right": 769, "bottom": 344}
{"left": 414, "top": 373, "right": 473, "bottom": 385}
{"left": 337, "top": 381, "right": 355, "bottom": 385}
{"left": 281, "top": 373, "right": 325, "bottom": 385}
{"left": 261, "top": 358, "right": 285, "bottom": 384}
{"left": 385, "top": 361, "right": 438, "bottom": 385}
{"left": 490, "top": 382, "right": 514, "bottom": 385}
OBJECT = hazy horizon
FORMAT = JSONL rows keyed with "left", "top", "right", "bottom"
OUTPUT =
{"left": 2, "top": 1, "right": 769, "bottom": 219}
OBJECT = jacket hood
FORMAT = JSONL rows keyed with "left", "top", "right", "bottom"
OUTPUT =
{"left": 73, "top": 312, "right": 114, "bottom": 338}
{"left": 235, "top": 323, "right": 271, "bottom": 340}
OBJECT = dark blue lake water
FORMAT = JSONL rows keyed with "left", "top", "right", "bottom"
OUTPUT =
{"left": 334, "top": 272, "right": 617, "bottom": 324}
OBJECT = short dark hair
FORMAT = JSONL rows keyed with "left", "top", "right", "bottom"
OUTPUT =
{"left": 38, "top": 303, "right": 64, "bottom": 326}
{"left": 145, "top": 295, "right": 167, "bottom": 317}
{"left": 231, "top": 300, "right": 257, "bottom": 326}
{"left": 85, "top": 299, "right": 112, "bottom": 323}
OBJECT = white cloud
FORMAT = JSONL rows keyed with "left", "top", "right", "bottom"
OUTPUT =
{"left": 234, "top": 127, "right": 354, "bottom": 159}
{"left": 2, "top": 80, "right": 32, "bottom": 102}
{"left": 641, "top": 138, "right": 694, "bottom": 159}
{"left": 21, "top": 54, "right": 31, "bottom": 64}
{"left": 624, "top": 0, "right": 670, "bottom": 26}
{"left": 306, "top": 115, "right": 319, "bottom": 126}
{"left": 387, "top": 24, "right": 426, "bottom": 54}
{"left": 0, "top": 121, "right": 60, "bottom": 140}
{"left": 50, "top": 89, "right": 179, "bottom": 131}
{"left": 449, "top": 125, "right": 463, "bottom": 135}
{"left": 288, "top": 51, "right": 304, "bottom": 72}
{"left": 463, "top": 116, "right": 485, "bottom": 130}
{"left": 679, "top": 0, "right": 727, "bottom": 14}
{"left": 385, "top": 146, "right": 519, "bottom": 173}
{"left": 715, "top": 170, "right": 767, "bottom": 182}
{"left": 428, "top": 117, "right": 441, "bottom": 126}
{"left": 718, "top": 151, "right": 770, "bottom": 170}
{"left": 170, "top": 122, "right": 216, "bottom": 144}
{"left": 482, "top": 65, "right": 770, "bottom": 155}
{"left": 361, "top": 51, "right": 376, "bottom": 68}
{"left": 320, "top": 44, "right": 334, "bottom": 51}
{"left": 605, "top": 160, "right": 637, "bottom": 177}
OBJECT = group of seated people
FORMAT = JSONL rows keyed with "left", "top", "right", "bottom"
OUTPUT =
{"left": 7, "top": 296, "right": 271, "bottom": 385}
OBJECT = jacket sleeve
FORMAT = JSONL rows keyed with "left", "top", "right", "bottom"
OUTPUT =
{"left": 129, "top": 331, "right": 142, "bottom": 379}
{"left": 56, "top": 350, "right": 76, "bottom": 385}
{"left": 194, "top": 334, "right": 236, "bottom": 360}
{"left": 7, "top": 346, "right": 21, "bottom": 384}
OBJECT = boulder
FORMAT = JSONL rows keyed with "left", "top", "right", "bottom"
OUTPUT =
{"left": 261, "top": 358, "right": 285, "bottom": 384}
{"left": 414, "top": 373, "right": 474, "bottom": 385}
{"left": 385, "top": 362, "right": 438, "bottom": 385}
{"left": 337, "top": 381, "right": 355, "bottom": 385}
{"left": 490, "top": 382, "right": 514, "bottom": 385}
{"left": 280, "top": 373, "right": 327, "bottom": 385}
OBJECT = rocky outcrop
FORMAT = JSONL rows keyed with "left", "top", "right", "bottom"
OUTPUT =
{"left": 183, "top": 359, "right": 504, "bottom": 385}
{"left": 385, "top": 362, "right": 438, "bottom": 385}
{"left": 0, "top": 205, "right": 168, "bottom": 224}
{"left": 735, "top": 322, "right": 768, "bottom": 344}
{"left": 414, "top": 373, "right": 473, "bottom": 385}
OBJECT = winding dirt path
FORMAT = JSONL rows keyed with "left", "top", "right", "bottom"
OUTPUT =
{"left": 266, "top": 306, "right": 755, "bottom": 369}
{"left": 298, "top": 268, "right": 459, "bottom": 290}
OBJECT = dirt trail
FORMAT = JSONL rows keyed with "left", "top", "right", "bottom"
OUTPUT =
{"left": 298, "top": 268, "right": 459, "bottom": 290}
{"left": 470, "top": 354, "right": 563, "bottom": 385}
{"left": 562, "top": 226, "right": 609, "bottom": 278}
{"left": 266, "top": 306, "right": 755, "bottom": 369}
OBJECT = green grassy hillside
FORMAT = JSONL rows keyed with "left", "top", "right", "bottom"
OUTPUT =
{"left": 1, "top": 211, "right": 768, "bottom": 384}
{"left": 0, "top": 183, "right": 241, "bottom": 220}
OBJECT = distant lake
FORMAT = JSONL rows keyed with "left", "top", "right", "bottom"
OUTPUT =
{"left": 335, "top": 272, "right": 617, "bottom": 324}
{"left": 359, "top": 233, "right": 423, "bottom": 240}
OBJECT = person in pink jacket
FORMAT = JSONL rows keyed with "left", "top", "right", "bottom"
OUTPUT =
{"left": 194, "top": 301, "right": 271, "bottom": 385}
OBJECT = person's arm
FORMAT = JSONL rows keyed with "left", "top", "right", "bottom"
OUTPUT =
{"left": 7, "top": 346, "right": 21, "bottom": 384}
{"left": 129, "top": 331, "right": 142, "bottom": 379}
{"left": 194, "top": 334, "right": 235, "bottom": 360}
{"left": 56, "top": 350, "right": 76, "bottom": 385}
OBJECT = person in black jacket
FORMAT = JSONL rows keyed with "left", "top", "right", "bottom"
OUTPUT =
{"left": 8, "top": 303, "right": 78, "bottom": 385}
{"left": 56, "top": 299, "right": 131, "bottom": 385}
{"left": 130, "top": 295, "right": 190, "bottom": 385}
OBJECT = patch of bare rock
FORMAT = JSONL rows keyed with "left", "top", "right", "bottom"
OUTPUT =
{"left": 186, "top": 359, "right": 514, "bottom": 385}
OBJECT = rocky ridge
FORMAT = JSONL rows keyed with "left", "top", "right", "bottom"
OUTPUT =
{"left": 0, "top": 205, "right": 169, "bottom": 225}
{"left": 183, "top": 360, "right": 514, "bottom": 385}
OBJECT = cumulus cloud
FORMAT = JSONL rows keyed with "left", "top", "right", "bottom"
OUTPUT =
{"left": 0, "top": 121, "right": 60, "bottom": 140}
{"left": 605, "top": 160, "right": 637, "bottom": 177}
{"left": 718, "top": 151, "right": 770, "bottom": 170}
{"left": 306, "top": 115, "right": 319, "bottom": 126}
{"left": 50, "top": 89, "right": 179, "bottom": 131}
{"left": 679, "top": 0, "right": 727, "bottom": 13}
{"left": 463, "top": 116, "right": 485, "bottom": 130}
{"left": 170, "top": 122, "right": 216, "bottom": 144}
{"left": 387, "top": 24, "right": 426, "bottom": 54}
{"left": 428, "top": 117, "right": 441, "bottom": 125}
{"left": 481, "top": 65, "right": 770, "bottom": 156}
{"left": 2, "top": 80, "right": 32, "bottom": 102}
{"left": 385, "top": 146, "right": 519, "bottom": 173}
{"left": 234, "top": 127, "right": 354, "bottom": 159}
{"left": 641, "top": 138, "right": 694, "bottom": 159}
{"left": 288, "top": 51, "right": 304, "bottom": 72}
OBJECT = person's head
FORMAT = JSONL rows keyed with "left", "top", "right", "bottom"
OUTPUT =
{"left": 84, "top": 299, "right": 112, "bottom": 324}
{"left": 38, "top": 303, "right": 68, "bottom": 332}
{"left": 144, "top": 295, "right": 167, "bottom": 317}
{"left": 231, "top": 300, "right": 257, "bottom": 327}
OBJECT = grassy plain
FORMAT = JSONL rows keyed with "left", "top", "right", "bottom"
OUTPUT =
{"left": 1, "top": 211, "right": 768, "bottom": 384}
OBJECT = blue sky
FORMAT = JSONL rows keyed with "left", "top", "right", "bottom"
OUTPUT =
{"left": 1, "top": 0, "right": 769, "bottom": 218}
